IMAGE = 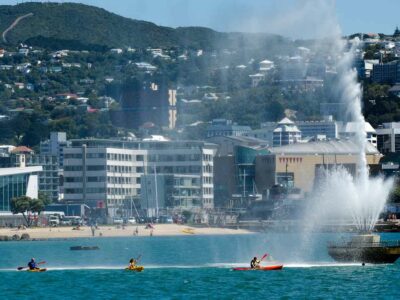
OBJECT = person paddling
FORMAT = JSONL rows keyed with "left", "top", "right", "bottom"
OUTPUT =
{"left": 28, "top": 258, "right": 39, "bottom": 270}
{"left": 128, "top": 258, "right": 137, "bottom": 269}
{"left": 250, "top": 257, "right": 260, "bottom": 269}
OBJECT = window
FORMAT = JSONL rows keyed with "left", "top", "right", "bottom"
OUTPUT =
{"left": 87, "top": 165, "right": 105, "bottom": 171}
{"left": 65, "top": 166, "right": 83, "bottom": 171}
{"left": 87, "top": 153, "right": 106, "bottom": 159}
{"left": 64, "top": 153, "right": 82, "bottom": 159}
{"left": 87, "top": 176, "right": 106, "bottom": 182}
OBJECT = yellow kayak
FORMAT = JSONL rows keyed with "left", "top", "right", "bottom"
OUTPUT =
{"left": 27, "top": 268, "right": 47, "bottom": 272}
{"left": 125, "top": 266, "right": 144, "bottom": 272}
{"left": 182, "top": 228, "right": 195, "bottom": 234}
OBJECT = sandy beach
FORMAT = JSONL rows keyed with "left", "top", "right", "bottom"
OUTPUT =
{"left": 0, "top": 224, "right": 252, "bottom": 240}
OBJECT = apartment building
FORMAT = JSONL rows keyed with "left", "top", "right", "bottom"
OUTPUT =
{"left": 63, "top": 139, "right": 217, "bottom": 216}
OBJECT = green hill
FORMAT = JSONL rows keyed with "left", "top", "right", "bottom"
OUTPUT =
{"left": 0, "top": 2, "right": 289, "bottom": 51}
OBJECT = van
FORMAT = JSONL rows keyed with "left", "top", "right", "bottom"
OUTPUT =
{"left": 49, "top": 215, "right": 60, "bottom": 227}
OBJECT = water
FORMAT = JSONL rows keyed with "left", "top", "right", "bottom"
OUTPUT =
{"left": 307, "top": 37, "right": 394, "bottom": 233}
{"left": 1, "top": 233, "right": 399, "bottom": 299}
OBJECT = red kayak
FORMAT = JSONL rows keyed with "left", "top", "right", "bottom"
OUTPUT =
{"left": 233, "top": 265, "right": 283, "bottom": 271}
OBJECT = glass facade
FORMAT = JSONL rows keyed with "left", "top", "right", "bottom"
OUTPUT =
{"left": 0, "top": 174, "right": 29, "bottom": 211}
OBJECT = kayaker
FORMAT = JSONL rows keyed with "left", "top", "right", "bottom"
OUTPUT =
{"left": 250, "top": 257, "right": 260, "bottom": 269}
{"left": 28, "top": 258, "right": 38, "bottom": 270}
{"left": 128, "top": 258, "right": 137, "bottom": 269}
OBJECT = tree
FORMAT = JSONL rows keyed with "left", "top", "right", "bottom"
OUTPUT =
{"left": 10, "top": 196, "right": 31, "bottom": 226}
{"left": 38, "top": 191, "right": 52, "bottom": 206}
{"left": 10, "top": 196, "right": 45, "bottom": 227}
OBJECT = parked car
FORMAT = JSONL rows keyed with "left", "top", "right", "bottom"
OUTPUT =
{"left": 127, "top": 217, "right": 136, "bottom": 224}
{"left": 113, "top": 217, "right": 123, "bottom": 225}
{"left": 137, "top": 216, "right": 146, "bottom": 224}
{"left": 159, "top": 215, "right": 173, "bottom": 223}
{"left": 60, "top": 219, "right": 72, "bottom": 226}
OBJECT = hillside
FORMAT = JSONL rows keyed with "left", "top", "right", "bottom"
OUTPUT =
{"left": 0, "top": 2, "right": 288, "bottom": 51}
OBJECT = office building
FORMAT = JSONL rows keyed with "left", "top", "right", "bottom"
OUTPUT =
{"left": 63, "top": 139, "right": 216, "bottom": 216}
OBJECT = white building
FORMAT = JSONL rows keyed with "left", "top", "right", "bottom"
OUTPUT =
{"left": 376, "top": 122, "right": 400, "bottom": 153}
{"left": 338, "top": 121, "right": 377, "bottom": 147}
{"left": 273, "top": 118, "right": 302, "bottom": 147}
{"left": 63, "top": 139, "right": 217, "bottom": 216}
{"left": 259, "top": 59, "right": 274, "bottom": 72}
{"left": 40, "top": 132, "right": 70, "bottom": 167}
{"left": 0, "top": 166, "right": 42, "bottom": 212}
{"left": 63, "top": 142, "right": 146, "bottom": 216}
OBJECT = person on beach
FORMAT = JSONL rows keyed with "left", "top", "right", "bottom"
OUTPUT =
{"left": 28, "top": 258, "right": 39, "bottom": 270}
{"left": 250, "top": 257, "right": 260, "bottom": 269}
{"left": 128, "top": 258, "right": 137, "bottom": 269}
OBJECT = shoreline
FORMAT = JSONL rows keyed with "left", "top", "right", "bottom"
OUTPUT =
{"left": 0, "top": 224, "right": 253, "bottom": 241}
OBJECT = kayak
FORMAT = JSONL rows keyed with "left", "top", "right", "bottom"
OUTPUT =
{"left": 70, "top": 246, "right": 100, "bottom": 251}
{"left": 125, "top": 266, "right": 144, "bottom": 272}
{"left": 233, "top": 265, "right": 283, "bottom": 271}
{"left": 182, "top": 228, "right": 195, "bottom": 234}
{"left": 27, "top": 268, "right": 47, "bottom": 272}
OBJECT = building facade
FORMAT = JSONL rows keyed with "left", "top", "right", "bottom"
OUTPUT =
{"left": 62, "top": 139, "right": 216, "bottom": 216}
{"left": 376, "top": 122, "right": 400, "bottom": 153}
{"left": 206, "top": 119, "right": 251, "bottom": 138}
{"left": 371, "top": 60, "right": 400, "bottom": 84}
{"left": 63, "top": 142, "right": 146, "bottom": 216}
{"left": 40, "top": 132, "right": 70, "bottom": 167}
{"left": 255, "top": 140, "right": 381, "bottom": 196}
{"left": 297, "top": 119, "right": 338, "bottom": 140}
{"left": 0, "top": 166, "right": 42, "bottom": 212}
{"left": 140, "top": 174, "right": 202, "bottom": 216}
{"left": 272, "top": 118, "right": 302, "bottom": 147}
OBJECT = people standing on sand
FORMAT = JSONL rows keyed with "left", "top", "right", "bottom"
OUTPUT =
{"left": 91, "top": 226, "right": 95, "bottom": 237}
{"left": 150, "top": 229, "right": 153, "bottom": 236}
{"left": 133, "top": 226, "right": 139, "bottom": 236}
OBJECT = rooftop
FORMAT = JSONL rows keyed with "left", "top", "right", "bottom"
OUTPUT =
{"left": 11, "top": 146, "right": 34, "bottom": 153}
{"left": 270, "top": 139, "right": 379, "bottom": 155}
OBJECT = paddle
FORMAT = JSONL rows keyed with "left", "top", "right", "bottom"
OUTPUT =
{"left": 260, "top": 253, "right": 268, "bottom": 262}
{"left": 254, "top": 253, "right": 268, "bottom": 268}
{"left": 17, "top": 261, "right": 46, "bottom": 271}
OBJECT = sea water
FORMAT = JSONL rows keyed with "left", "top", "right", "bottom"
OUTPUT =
{"left": 0, "top": 233, "right": 399, "bottom": 299}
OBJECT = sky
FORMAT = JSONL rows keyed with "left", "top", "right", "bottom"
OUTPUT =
{"left": 1, "top": 0, "right": 399, "bottom": 38}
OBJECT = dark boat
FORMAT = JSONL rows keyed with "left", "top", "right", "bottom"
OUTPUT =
{"left": 328, "top": 234, "right": 400, "bottom": 264}
{"left": 70, "top": 246, "right": 100, "bottom": 251}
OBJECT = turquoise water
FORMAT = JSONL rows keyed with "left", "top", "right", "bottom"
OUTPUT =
{"left": 1, "top": 233, "right": 399, "bottom": 299}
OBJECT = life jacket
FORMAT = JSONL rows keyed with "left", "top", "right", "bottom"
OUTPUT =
{"left": 28, "top": 261, "right": 37, "bottom": 269}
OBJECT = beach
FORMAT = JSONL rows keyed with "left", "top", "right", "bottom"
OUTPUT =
{"left": 0, "top": 224, "right": 252, "bottom": 240}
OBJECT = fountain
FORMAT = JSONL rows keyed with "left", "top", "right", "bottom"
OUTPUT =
{"left": 316, "top": 39, "right": 400, "bottom": 263}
